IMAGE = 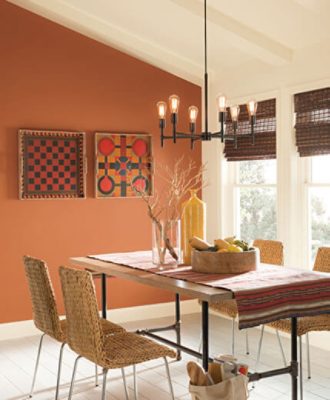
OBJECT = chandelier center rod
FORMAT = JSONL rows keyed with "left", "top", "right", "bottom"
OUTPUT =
{"left": 204, "top": 0, "right": 208, "bottom": 135}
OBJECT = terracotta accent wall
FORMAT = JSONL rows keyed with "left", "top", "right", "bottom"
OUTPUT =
{"left": 0, "top": 2, "right": 201, "bottom": 323}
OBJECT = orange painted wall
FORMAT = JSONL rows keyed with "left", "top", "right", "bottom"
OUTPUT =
{"left": 0, "top": 2, "right": 201, "bottom": 323}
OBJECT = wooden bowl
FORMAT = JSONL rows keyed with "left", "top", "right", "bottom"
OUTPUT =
{"left": 191, "top": 248, "right": 259, "bottom": 274}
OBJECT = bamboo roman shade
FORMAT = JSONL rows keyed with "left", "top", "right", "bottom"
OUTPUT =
{"left": 224, "top": 98, "right": 276, "bottom": 161}
{"left": 294, "top": 87, "right": 330, "bottom": 157}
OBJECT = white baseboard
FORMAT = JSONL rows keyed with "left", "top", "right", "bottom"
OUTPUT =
{"left": 0, "top": 319, "right": 40, "bottom": 340}
{"left": 106, "top": 299, "right": 200, "bottom": 323}
{"left": 0, "top": 299, "right": 200, "bottom": 341}
{"left": 1, "top": 300, "right": 329, "bottom": 352}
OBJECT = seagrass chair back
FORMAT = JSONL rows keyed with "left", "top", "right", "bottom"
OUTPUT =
{"left": 253, "top": 239, "right": 284, "bottom": 266}
{"left": 313, "top": 247, "right": 330, "bottom": 273}
{"left": 23, "top": 256, "right": 64, "bottom": 341}
{"left": 59, "top": 266, "right": 106, "bottom": 365}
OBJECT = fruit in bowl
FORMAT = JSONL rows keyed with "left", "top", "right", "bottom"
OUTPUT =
{"left": 190, "top": 236, "right": 252, "bottom": 253}
{"left": 189, "top": 236, "right": 257, "bottom": 274}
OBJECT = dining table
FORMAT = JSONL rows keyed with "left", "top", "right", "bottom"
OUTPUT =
{"left": 70, "top": 250, "right": 330, "bottom": 400}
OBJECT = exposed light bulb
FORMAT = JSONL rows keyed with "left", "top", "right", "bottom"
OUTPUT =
{"left": 247, "top": 100, "right": 258, "bottom": 116}
{"left": 157, "top": 101, "right": 167, "bottom": 119}
{"left": 217, "top": 94, "right": 227, "bottom": 112}
{"left": 169, "top": 94, "right": 180, "bottom": 114}
{"left": 230, "top": 105, "right": 240, "bottom": 122}
{"left": 188, "top": 106, "right": 199, "bottom": 123}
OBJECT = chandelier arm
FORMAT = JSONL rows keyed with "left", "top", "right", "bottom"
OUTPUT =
{"left": 209, "top": 132, "right": 224, "bottom": 138}
{"left": 161, "top": 132, "right": 203, "bottom": 140}
{"left": 162, "top": 134, "right": 179, "bottom": 139}
{"left": 176, "top": 132, "right": 202, "bottom": 139}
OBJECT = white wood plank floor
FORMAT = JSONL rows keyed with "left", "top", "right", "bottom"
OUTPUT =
{"left": 1, "top": 313, "right": 330, "bottom": 400}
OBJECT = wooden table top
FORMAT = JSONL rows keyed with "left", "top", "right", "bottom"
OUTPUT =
{"left": 69, "top": 256, "right": 233, "bottom": 302}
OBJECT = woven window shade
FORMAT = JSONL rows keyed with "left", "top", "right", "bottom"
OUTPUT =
{"left": 224, "top": 98, "right": 276, "bottom": 162}
{"left": 294, "top": 87, "right": 330, "bottom": 157}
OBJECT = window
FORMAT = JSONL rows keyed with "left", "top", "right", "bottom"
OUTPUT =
{"left": 294, "top": 88, "right": 330, "bottom": 263}
{"left": 234, "top": 159, "right": 277, "bottom": 243}
{"left": 306, "top": 155, "right": 330, "bottom": 261}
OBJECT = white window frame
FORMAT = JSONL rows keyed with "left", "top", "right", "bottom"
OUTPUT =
{"left": 301, "top": 156, "right": 330, "bottom": 265}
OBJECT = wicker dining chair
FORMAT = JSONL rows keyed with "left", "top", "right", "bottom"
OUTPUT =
{"left": 23, "top": 256, "right": 124, "bottom": 399}
{"left": 258, "top": 247, "right": 330, "bottom": 398}
{"left": 201, "top": 239, "right": 284, "bottom": 357}
{"left": 59, "top": 266, "right": 176, "bottom": 400}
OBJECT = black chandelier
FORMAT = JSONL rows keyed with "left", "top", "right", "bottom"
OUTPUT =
{"left": 156, "top": 0, "right": 257, "bottom": 149}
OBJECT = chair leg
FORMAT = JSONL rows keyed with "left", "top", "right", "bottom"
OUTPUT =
{"left": 101, "top": 369, "right": 108, "bottom": 400}
{"left": 231, "top": 318, "right": 235, "bottom": 356}
{"left": 276, "top": 329, "right": 287, "bottom": 367}
{"left": 68, "top": 355, "right": 81, "bottom": 400}
{"left": 121, "top": 368, "right": 129, "bottom": 400}
{"left": 245, "top": 329, "right": 250, "bottom": 355}
{"left": 164, "top": 357, "right": 175, "bottom": 400}
{"left": 29, "top": 333, "right": 46, "bottom": 398}
{"left": 55, "top": 342, "right": 66, "bottom": 400}
{"left": 95, "top": 364, "right": 99, "bottom": 387}
{"left": 197, "top": 332, "right": 202, "bottom": 355}
{"left": 299, "top": 336, "right": 303, "bottom": 400}
{"left": 133, "top": 364, "right": 138, "bottom": 400}
{"left": 255, "top": 325, "right": 265, "bottom": 372}
{"left": 306, "top": 333, "right": 311, "bottom": 379}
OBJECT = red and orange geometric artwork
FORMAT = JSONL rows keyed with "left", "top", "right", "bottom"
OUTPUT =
{"left": 95, "top": 133, "right": 153, "bottom": 198}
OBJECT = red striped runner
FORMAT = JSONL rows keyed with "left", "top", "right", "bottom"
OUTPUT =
{"left": 89, "top": 251, "right": 330, "bottom": 329}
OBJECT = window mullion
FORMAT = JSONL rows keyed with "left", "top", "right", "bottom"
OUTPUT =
{"left": 234, "top": 184, "right": 277, "bottom": 189}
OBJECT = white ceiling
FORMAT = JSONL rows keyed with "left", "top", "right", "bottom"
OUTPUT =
{"left": 8, "top": 0, "right": 330, "bottom": 85}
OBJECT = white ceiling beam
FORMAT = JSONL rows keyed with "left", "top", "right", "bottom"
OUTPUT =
{"left": 171, "top": 0, "right": 293, "bottom": 65}
{"left": 291, "top": 0, "right": 321, "bottom": 12}
{"left": 8, "top": 0, "right": 204, "bottom": 84}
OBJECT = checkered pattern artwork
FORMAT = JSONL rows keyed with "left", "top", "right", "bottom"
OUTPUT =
{"left": 95, "top": 133, "right": 153, "bottom": 198}
{"left": 19, "top": 129, "right": 86, "bottom": 199}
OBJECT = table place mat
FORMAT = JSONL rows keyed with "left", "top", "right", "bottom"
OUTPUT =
{"left": 89, "top": 251, "right": 330, "bottom": 329}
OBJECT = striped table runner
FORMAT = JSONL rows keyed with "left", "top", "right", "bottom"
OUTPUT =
{"left": 89, "top": 251, "right": 330, "bottom": 329}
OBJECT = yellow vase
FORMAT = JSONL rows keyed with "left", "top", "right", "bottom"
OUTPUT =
{"left": 181, "top": 190, "right": 206, "bottom": 265}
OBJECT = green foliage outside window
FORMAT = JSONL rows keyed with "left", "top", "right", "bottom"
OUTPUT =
{"left": 238, "top": 160, "right": 277, "bottom": 244}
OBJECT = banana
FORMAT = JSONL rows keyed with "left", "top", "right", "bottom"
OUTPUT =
{"left": 228, "top": 244, "right": 243, "bottom": 253}
{"left": 189, "top": 236, "right": 212, "bottom": 250}
{"left": 214, "top": 239, "right": 230, "bottom": 250}
{"left": 224, "top": 236, "right": 236, "bottom": 244}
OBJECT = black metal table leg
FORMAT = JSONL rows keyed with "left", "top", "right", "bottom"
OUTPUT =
{"left": 291, "top": 317, "right": 298, "bottom": 400}
{"left": 201, "top": 301, "right": 209, "bottom": 372}
{"left": 101, "top": 273, "right": 107, "bottom": 319}
{"left": 175, "top": 293, "right": 182, "bottom": 360}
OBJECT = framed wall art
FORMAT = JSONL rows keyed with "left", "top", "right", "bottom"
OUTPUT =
{"left": 18, "top": 129, "right": 86, "bottom": 199}
{"left": 95, "top": 132, "right": 153, "bottom": 198}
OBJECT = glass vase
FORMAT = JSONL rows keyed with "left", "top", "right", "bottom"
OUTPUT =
{"left": 152, "top": 220, "right": 181, "bottom": 266}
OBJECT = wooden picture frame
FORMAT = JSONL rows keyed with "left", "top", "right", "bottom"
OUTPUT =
{"left": 95, "top": 132, "right": 153, "bottom": 198}
{"left": 18, "top": 129, "right": 86, "bottom": 200}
